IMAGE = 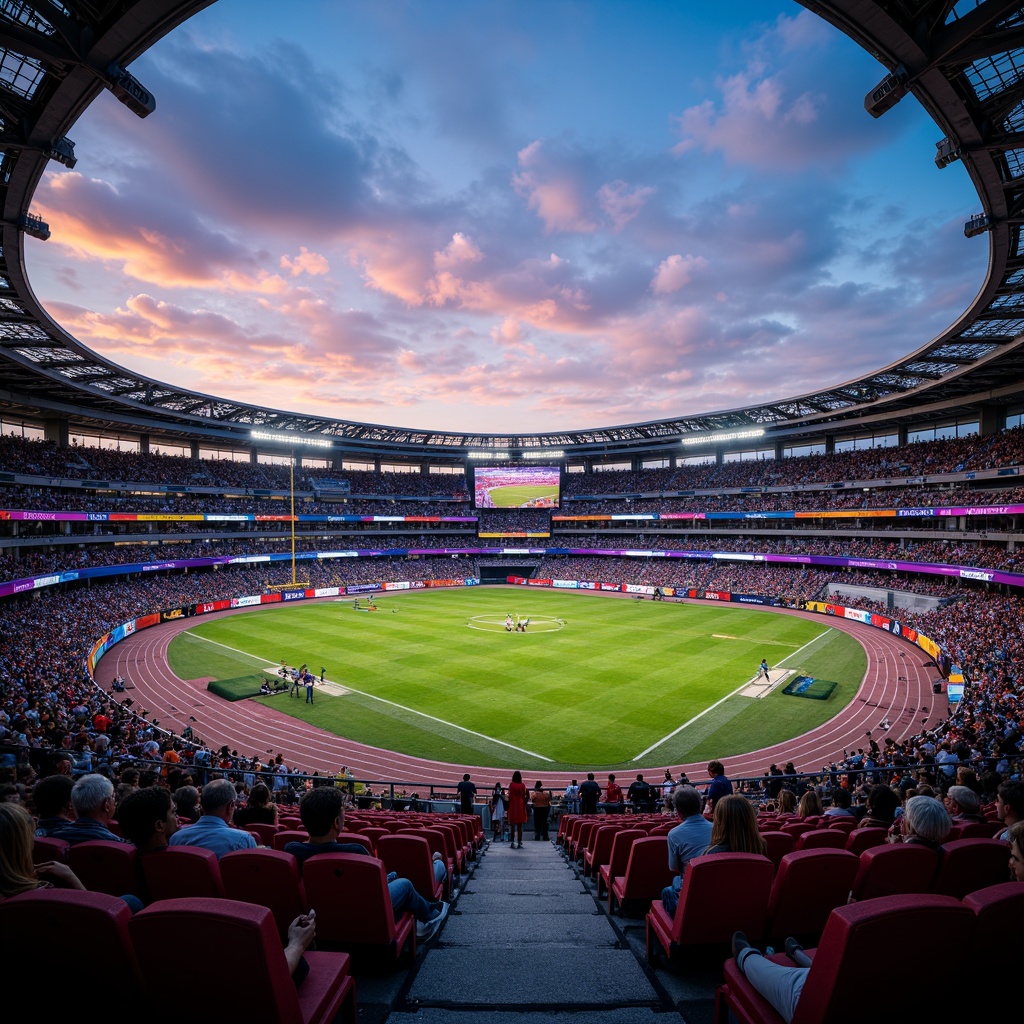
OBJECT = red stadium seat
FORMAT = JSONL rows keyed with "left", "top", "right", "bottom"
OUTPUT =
{"left": 130, "top": 897, "right": 355, "bottom": 1024}
{"left": 646, "top": 853, "right": 774, "bottom": 966}
{"left": 848, "top": 843, "right": 938, "bottom": 902}
{"left": 598, "top": 828, "right": 645, "bottom": 905}
{"left": 763, "top": 849, "right": 860, "bottom": 947}
{"left": 793, "top": 828, "right": 848, "bottom": 851}
{"left": 141, "top": 845, "right": 225, "bottom": 901}
{"left": 66, "top": 839, "right": 146, "bottom": 901}
{"left": 932, "top": 838, "right": 1012, "bottom": 899}
{"left": 32, "top": 836, "right": 70, "bottom": 865}
{"left": 844, "top": 827, "right": 888, "bottom": 856}
{"left": 220, "top": 847, "right": 309, "bottom": 940}
{"left": 716, "top": 894, "right": 975, "bottom": 1024}
{"left": 0, "top": 888, "right": 142, "bottom": 996}
{"left": 301, "top": 852, "right": 415, "bottom": 966}
{"left": 609, "top": 836, "right": 673, "bottom": 916}
{"left": 760, "top": 830, "right": 795, "bottom": 872}
{"left": 376, "top": 833, "right": 444, "bottom": 903}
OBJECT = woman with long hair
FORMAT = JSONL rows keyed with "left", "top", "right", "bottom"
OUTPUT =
{"left": 233, "top": 782, "right": 278, "bottom": 827}
{"left": 776, "top": 789, "right": 797, "bottom": 815}
{"left": 705, "top": 796, "right": 768, "bottom": 857}
{"left": 0, "top": 803, "right": 85, "bottom": 899}
{"left": 490, "top": 782, "right": 507, "bottom": 842}
{"left": 797, "top": 790, "right": 822, "bottom": 819}
{"left": 507, "top": 771, "right": 530, "bottom": 849}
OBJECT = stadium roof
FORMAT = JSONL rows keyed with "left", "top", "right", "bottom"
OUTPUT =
{"left": 2, "top": 0, "right": 1024, "bottom": 460}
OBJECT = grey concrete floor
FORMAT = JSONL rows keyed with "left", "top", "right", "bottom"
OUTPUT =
{"left": 353, "top": 834, "right": 719, "bottom": 1024}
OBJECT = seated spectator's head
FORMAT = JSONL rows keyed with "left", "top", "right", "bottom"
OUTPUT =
{"left": 32, "top": 775, "right": 74, "bottom": 821}
{"left": 116, "top": 787, "right": 178, "bottom": 850}
{"left": 673, "top": 785, "right": 702, "bottom": 819}
{"left": 71, "top": 774, "right": 116, "bottom": 821}
{"left": 173, "top": 785, "right": 199, "bottom": 815}
{"left": 944, "top": 785, "right": 981, "bottom": 817}
{"left": 199, "top": 779, "right": 237, "bottom": 819}
{"left": 865, "top": 784, "right": 901, "bottom": 824}
{"left": 997, "top": 781, "right": 1024, "bottom": 827}
{"left": 903, "top": 796, "right": 951, "bottom": 845}
{"left": 710, "top": 795, "right": 767, "bottom": 856}
{"left": 248, "top": 783, "right": 272, "bottom": 808}
{"left": 1009, "top": 821, "right": 1024, "bottom": 883}
{"left": 797, "top": 791, "right": 822, "bottom": 818}
{"left": 831, "top": 788, "right": 852, "bottom": 810}
{"left": 298, "top": 786, "right": 344, "bottom": 838}
{"left": 0, "top": 803, "right": 38, "bottom": 898}
{"left": 777, "top": 789, "right": 797, "bottom": 814}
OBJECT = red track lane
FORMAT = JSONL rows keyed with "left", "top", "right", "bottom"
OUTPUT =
{"left": 95, "top": 599, "right": 939, "bottom": 786}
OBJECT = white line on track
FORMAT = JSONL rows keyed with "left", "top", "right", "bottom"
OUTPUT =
{"left": 632, "top": 626, "right": 835, "bottom": 761}
{"left": 183, "top": 629, "right": 553, "bottom": 763}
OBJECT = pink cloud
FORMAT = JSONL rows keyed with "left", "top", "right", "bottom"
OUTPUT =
{"left": 598, "top": 180, "right": 655, "bottom": 230}
{"left": 651, "top": 253, "right": 707, "bottom": 294}
{"left": 280, "top": 247, "right": 330, "bottom": 277}
{"left": 513, "top": 140, "right": 597, "bottom": 234}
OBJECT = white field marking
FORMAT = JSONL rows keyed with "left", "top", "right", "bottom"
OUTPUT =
{"left": 182, "top": 630, "right": 272, "bottom": 667}
{"left": 632, "top": 627, "right": 834, "bottom": 761}
{"left": 183, "top": 628, "right": 553, "bottom": 762}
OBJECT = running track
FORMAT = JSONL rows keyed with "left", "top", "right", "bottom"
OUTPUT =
{"left": 97, "top": 596, "right": 939, "bottom": 787}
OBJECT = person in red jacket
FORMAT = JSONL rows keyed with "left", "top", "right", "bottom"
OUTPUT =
{"left": 507, "top": 771, "right": 530, "bottom": 849}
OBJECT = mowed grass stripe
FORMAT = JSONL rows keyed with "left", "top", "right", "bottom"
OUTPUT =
{"left": 168, "top": 590, "right": 865, "bottom": 769}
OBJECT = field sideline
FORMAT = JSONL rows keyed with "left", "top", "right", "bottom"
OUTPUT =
{"left": 167, "top": 588, "right": 867, "bottom": 771}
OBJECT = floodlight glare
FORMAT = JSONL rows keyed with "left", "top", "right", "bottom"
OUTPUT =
{"left": 250, "top": 429, "right": 332, "bottom": 448}
{"left": 681, "top": 428, "right": 766, "bottom": 446}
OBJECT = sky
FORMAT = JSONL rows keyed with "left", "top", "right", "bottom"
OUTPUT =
{"left": 25, "top": 0, "right": 986, "bottom": 436}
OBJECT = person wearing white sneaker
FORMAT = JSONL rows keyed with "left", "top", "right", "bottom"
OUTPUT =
{"left": 415, "top": 900, "right": 450, "bottom": 942}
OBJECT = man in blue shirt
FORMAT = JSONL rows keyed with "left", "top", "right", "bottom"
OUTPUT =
{"left": 168, "top": 778, "right": 257, "bottom": 858}
{"left": 706, "top": 760, "right": 733, "bottom": 812}
{"left": 662, "top": 785, "right": 713, "bottom": 915}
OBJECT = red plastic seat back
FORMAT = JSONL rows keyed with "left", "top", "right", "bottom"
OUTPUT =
{"left": 220, "top": 848, "right": 309, "bottom": 939}
{"left": 761, "top": 830, "right": 795, "bottom": 871}
{"left": 32, "top": 836, "right": 70, "bottom": 865}
{"left": 0, "top": 889, "right": 142, "bottom": 996}
{"left": 794, "top": 828, "right": 848, "bottom": 851}
{"left": 620, "top": 837, "right": 673, "bottom": 899}
{"left": 844, "top": 827, "right": 888, "bottom": 856}
{"left": 932, "top": 838, "right": 1012, "bottom": 899}
{"left": 672, "top": 853, "right": 774, "bottom": 945}
{"left": 849, "top": 843, "right": 938, "bottom": 901}
{"left": 66, "top": 839, "right": 145, "bottom": 900}
{"left": 142, "top": 845, "right": 225, "bottom": 901}
{"left": 765, "top": 849, "right": 860, "bottom": 944}
{"left": 302, "top": 852, "right": 401, "bottom": 946}
{"left": 963, "top": 881, "right": 1024, "bottom": 975}
{"left": 377, "top": 833, "right": 441, "bottom": 901}
{"left": 792, "top": 895, "right": 974, "bottom": 1024}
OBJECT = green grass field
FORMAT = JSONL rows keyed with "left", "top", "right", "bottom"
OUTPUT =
{"left": 167, "top": 589, "right": 866, "bottom": 771}
{"left": 485, "top": 484, "right": 558, "bottom": 507}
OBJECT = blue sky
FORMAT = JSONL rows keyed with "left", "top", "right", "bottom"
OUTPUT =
{"left": 25, "top": 0, "right": 985, "bottom": 434}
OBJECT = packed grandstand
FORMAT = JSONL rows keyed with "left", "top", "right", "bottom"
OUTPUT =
{"left": 1, "top": 2, "right": 1023, "bottom": 1022}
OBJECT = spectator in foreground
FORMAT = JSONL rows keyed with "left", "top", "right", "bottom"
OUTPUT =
{"left": 662, "top": 785, "right": 713, "bottom": 915}
{"left": 704, "top": 795, "right": 769, "bottom": 856}
{"left": 996, "top": 781, "right": 1024, "bottom": 841}
{"left": 52, "top": 773, "right": 131, "bottom": 846}
{"left": 284, "top": 787, "right": 449, "bottom": 942}
{"left": 944, "top": 785, "right": 985, "bottom": 824}
{"left": 1, "top": 803, "right": 86, "bottom": 898}
{"left": 167, "top": 778, "right": 256, "bottom": 858}
{"left": 117, "top": 787, "right": 180, "bottom": 852}
{"left": 887, "top": 794, "right": 951, "bottom": 847}
{"left": 1009, "top": 821, "right": 1024, "bottom": 882}
{"left": 31, "top": 775, "right": 75, "bottom": 837}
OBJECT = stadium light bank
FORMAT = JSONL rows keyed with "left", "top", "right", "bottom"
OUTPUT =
{"left": 681, "top": 428, "right": 766, "bottom": 447}
{"left": 250, "top": 430, "right": 333, "bottom": 449}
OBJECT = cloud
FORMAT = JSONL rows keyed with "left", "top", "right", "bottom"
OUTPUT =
{"left": 651, "top": 253, "right": 707, "bottom": 294}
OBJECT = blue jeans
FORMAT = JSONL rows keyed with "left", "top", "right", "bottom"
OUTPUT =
{"left": 388, "top": 877, "right": 436, "bottom": 922}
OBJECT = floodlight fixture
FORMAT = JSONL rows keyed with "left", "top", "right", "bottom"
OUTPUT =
{"left": 47, "top": 136, "right": 76, "bottom": 168}
{"left": 865, "top": 64, "right": 909, "bottom": 118}
{"left": 964, "top": 213, "right": 990, "bottom": 238}
{"left": 106, "top": 62, "right": 156, "bottom": 118}
{"left": 934, "top": 138, "right": 961, "bottom": 169}
{"left": 523, "top": 449, "right": 565, "bottom": 459}
{"left": 468, "top": 451, "right": 510, "bottom": 459}
{"left": 18, "top": 212, "right": 49, "bottom": 241}
{"left": 250, "top": 429, "right": 332, "bottom": 448}
{"left": 681, "top": 428, "right": 766, "bottom": 447}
